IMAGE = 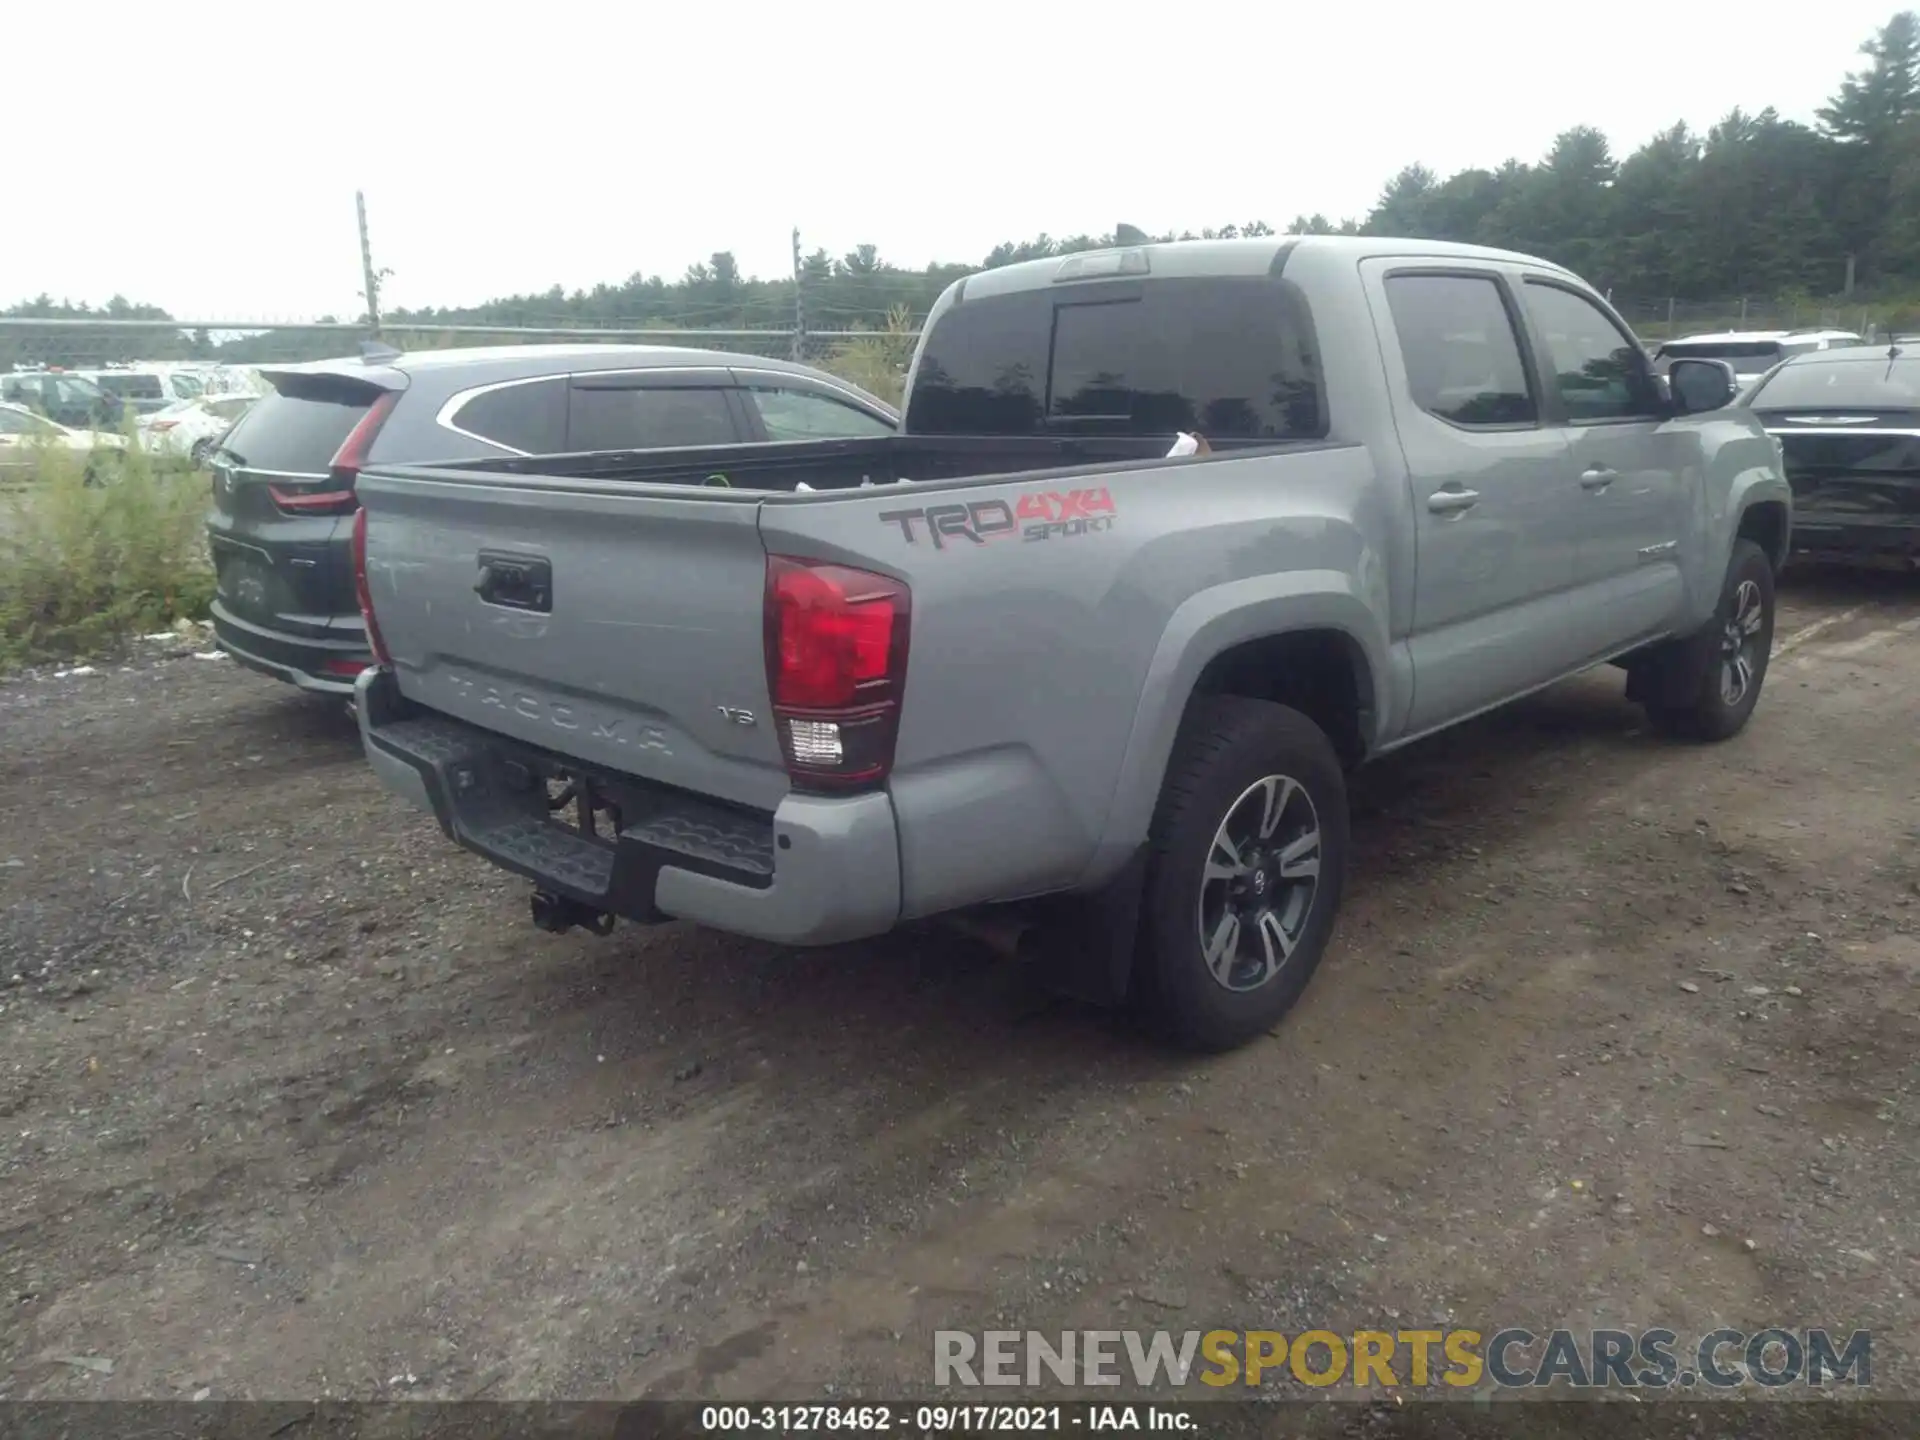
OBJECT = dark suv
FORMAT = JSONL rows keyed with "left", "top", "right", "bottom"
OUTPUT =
{"left": 205, "top": 343, "right": 899, "bottom": 693}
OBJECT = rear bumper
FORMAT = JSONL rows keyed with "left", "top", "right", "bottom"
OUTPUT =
{"left": 210, "top": 601, "right": 371, "bottom": 694}
{"left": 354, "top": 667, "right": 902, "bottom": 947}
{"left": 1790, "top": 518, "right": 1920, "bottom": 566}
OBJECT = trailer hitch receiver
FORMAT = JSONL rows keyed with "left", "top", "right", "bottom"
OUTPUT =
{"left": 530, "top": 889, "right": 616, "bottom": 936}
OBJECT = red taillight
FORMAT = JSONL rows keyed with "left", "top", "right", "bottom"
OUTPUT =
{"left": 352, "top": 506, "right": 392, "bottom": 667}
{"left": 763, "top": 555, "right": 910, "bottom": 792}
{"left": 269, "top": 390, "right": 397, "bottom": 517}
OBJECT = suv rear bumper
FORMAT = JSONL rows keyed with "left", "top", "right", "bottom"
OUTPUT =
{"left": 1791, "top": 517, "right": 1920, "bottom": 565}
{"left": 211, "top": 601, "right": 371, "bottom": 694}
{"left": 354, "top": 667, "right": 902, "bottom": 946}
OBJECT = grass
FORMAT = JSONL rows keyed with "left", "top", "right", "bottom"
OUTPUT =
{"left": 815, "top": 304, "right": 917, "bottom": 409}
{"left": 0, "top": 432, "right": 213, "bottom": 669}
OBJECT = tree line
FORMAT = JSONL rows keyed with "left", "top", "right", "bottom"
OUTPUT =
{"left": 6, "top": 8, "right": 1917, "bottom": 371}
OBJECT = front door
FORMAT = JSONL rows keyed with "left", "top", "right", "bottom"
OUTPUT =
{"left": 1516, "top": 276, "right": 1685, "bottom": 659}
{"left": 1364, "top": 262, "right": 1586, "bottom": 734}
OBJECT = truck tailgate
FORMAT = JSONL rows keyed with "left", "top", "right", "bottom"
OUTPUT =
{"left": 355, "top": 468, "right": 787, "bottom": 811}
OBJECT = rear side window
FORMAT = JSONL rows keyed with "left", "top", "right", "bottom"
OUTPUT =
{"left": 566, "top": 384, "right": 739, "bottom": 452}
{"left": 449, "top": 377, "right": 567, "bottom": 452}
{"left": 907, "top": 276, "right": 1325, "bottom": 439}
{"left": 1384, "top": 274, "right": 1536, "bottom": 427}
{"left": 218, "top": 384, "right": 378, "bottom": 472}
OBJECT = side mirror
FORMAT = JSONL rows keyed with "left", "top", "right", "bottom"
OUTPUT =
{"left": 1668, "top": 357, "right": 1736, "bottom": 415}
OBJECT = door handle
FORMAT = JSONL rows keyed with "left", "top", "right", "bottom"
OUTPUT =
{"left": 1427, "top": 487, "right": 1480, "bottom": 515}
{"left": 1580, "top": 467, "right": 1617, "bottom": 490}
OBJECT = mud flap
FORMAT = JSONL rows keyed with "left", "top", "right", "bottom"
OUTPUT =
{"left": 1014, "top": 847, "right": 1149, "bottom": 1008}
{"left": 1625, "top": 629, "right": 1714, "bottom": 709}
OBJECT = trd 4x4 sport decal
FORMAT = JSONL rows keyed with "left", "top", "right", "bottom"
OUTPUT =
{"left": 878, "top": 486, "right": 1116, "bottom": 550}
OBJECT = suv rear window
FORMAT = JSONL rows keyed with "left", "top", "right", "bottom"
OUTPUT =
{"left": 95, "top": 374, "right": 166, "bottom": 399}
{"left": 1747, "top": 355, "right": 1920, "bottom": 410}
{"left": 1658, "top": 342, "right": 1785, "bottom": 365}
{"left": 907, "top": 276, "right": 1325, "bottom": 440}
{"left": 218, "top": 383, "right": 379, "bottom": 473}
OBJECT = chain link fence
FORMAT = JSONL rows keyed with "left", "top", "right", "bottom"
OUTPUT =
{"left": 3, "top": 288, "right": 1912, "bottom": 421}
{"left": 0, "top": 317, "right": 924, "bottom": 409}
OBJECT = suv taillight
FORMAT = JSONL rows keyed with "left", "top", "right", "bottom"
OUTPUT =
{"left": 269, "top": 390, "right": 398, "bottom": 517}
{"left": 763, "top": 555, "right": 910, "bottom": 793}
{"left": 352, "top": 506, "right": 393, "bottom": 667}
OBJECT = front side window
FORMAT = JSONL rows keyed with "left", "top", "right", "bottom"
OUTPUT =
{"left": 907, "top": 275, "right": 1325, "bottom": 440}
{"left": 566, "top": 384, "right": 739, "bottom": 452}
{"left": 1384, "top": 273, "right": 1537, "bottom": 427}
{"left": 1524, "top": 282, "right": 1662, "bottom": 422}
{"left": 748, "top": 387, "right": 893, "bottom": 441}
{"left": 170, "top": 372, "right": 207, "bottom": 399}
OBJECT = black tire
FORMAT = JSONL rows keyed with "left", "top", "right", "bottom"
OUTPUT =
{"left": 1643, "top": 539, "right": 1775, "bottom": 741}
{"left": 190, "top": 439, "right": 214, "bottom": 468}
{"left": 1135, "top": 696, "right": 1350, "bottom": 1051}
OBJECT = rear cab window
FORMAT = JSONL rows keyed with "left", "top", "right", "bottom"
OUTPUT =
{"left": 906, "top": 275, "right": 1326, "bottom": 440}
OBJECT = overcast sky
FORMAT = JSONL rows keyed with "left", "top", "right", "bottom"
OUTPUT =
{"left": 3, "top": 1, "right": 1898, "bottom": 320}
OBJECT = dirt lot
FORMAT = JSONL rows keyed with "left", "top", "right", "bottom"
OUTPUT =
{"left": 2, "top": 569, "right": 1917, "bottom": 1408}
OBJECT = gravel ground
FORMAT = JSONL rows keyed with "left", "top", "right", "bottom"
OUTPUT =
{"left": 1, "top": 569, "right": 1917, "bottom": 1411}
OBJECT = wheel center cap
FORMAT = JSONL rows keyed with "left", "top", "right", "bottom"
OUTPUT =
{"left": 1251, "top": 870, "right": 1269, "bottom": 897}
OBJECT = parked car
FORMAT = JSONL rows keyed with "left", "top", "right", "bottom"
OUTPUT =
{"left": 1653, "top": 329, "right": 1866, "bottom": 393}
{"left": 70, "top": 367, "right": 175, "bottom": 417}
{"left": 1741, "top": 341, "right": 1920, "bottom": 565}
{"left": 348, "top": 235, "right": 1790, "bottom": 1053}
{"left": 138, "top": 393, "right": 258, "bottom": 464}
{"left": 205, "top": 344, "right": 898, "bottom": 694}
{"left": 0, "top": 368, "right": 129, "bottom": 429}
{"left": 0, "top": 400, "right": 130, "bottom": 484}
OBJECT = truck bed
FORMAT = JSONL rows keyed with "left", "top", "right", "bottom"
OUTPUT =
{"left": 417, "top": 432, "right": 1233, "bottom": 495}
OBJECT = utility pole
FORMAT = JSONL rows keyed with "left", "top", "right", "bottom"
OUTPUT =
{"left": 791, "top": 227, "right": 806, "bottom": 362}
{"left": 1844, "top": 253, "right": 1857, "bottom": 298}
{"left": 357, "top": 191, "right": 383, "bottom": 337}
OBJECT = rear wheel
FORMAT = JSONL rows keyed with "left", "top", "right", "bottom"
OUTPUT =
{"left": 1643, "top": 539, "right": 1775, "bottom": 741}
{"left": 1136, "top": 696, "right": 1349, "bottom": 1051}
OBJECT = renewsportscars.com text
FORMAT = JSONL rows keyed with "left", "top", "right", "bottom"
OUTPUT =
{"left": 934, "top": 1327, "right": 1871, "bottom": 1390}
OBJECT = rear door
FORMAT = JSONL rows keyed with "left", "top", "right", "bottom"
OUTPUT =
{"left": 564, "top": 371, "right": 748, "bottom": 451}
{"left": 1516, "top": 276, "right": 1685, "bottom": 657}
{"left": 206, "top": 373, "right": 395, "bottom": 639}
{"left": 1364, "top": 262, "right": 1582, "bottom": 732}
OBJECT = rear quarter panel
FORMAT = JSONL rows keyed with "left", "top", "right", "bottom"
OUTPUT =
{"left": 759, "top": 444, "right": 1392, "bottom": 916}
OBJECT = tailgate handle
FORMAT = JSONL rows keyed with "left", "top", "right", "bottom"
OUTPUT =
{"left": 475, "top": 551, "right": 552, "bottom": 613}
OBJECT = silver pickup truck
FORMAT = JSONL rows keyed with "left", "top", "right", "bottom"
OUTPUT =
{"left": 351, "top": 235, "right": 1790, "bottom": 1051}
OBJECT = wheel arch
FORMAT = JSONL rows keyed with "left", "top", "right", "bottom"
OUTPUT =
{"left": 1082, "top": 579, "right": 1388, "bottom": 888}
